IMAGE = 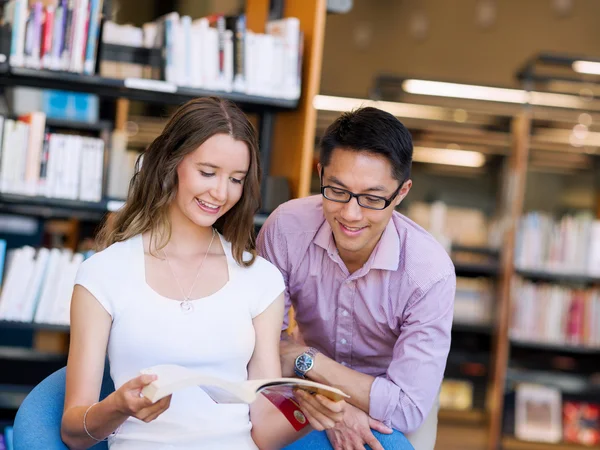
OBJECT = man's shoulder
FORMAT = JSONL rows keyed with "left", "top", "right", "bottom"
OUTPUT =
{"left": 267, "top": 195, "right": 326, "bottom": 235}
{"left": 392, "top": 212, "right": 455, "bottom": 290}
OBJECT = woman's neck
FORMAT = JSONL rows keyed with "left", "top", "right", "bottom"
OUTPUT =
{"left": 152, "top": 206, "right": 216, "bottom": 258}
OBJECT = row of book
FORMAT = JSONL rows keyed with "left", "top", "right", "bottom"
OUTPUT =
{"left": 510, "top": 277, "right": 600, "bottom": 348}
{"left": 0, "top": 113, "right": 105, "bottom": 202}
{"left": 512, "top": 383, "right": 600, "bottom": 446}
{"left": 6, "top": 0, "right": 103, "bottom": 74}
{"left": 102, "top": 12, "right": 302, "bottom": 100}
{"left": 0, "top": 244, "right": 89, "bottom": 325}
{"left": 515, "top": 212, "right": 600, "bottom": 276}
{"left": 453, "top": 276, "right": 494, "bottom": 326}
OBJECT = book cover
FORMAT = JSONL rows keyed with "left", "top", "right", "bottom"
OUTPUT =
{"left": 563, "top": 401, "right": 600, "bottom": 446}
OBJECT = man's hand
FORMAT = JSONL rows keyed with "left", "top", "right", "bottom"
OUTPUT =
{"left": 279, "top": 338, "right": 308, "bottom": 377}
{"left": 325, "top": 403, "right": 393, "bottom": 450}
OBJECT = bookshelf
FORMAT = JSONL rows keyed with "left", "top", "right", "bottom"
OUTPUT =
{"left": 0, "top": 66, "right": 300, "bottom": 110}
{"left": 0, "top": 0, "right": 328, "bottom": 431}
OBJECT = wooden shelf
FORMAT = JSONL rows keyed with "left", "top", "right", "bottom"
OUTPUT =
{"left": 453, "top": 322, "right": 493, "bottom": 334}
{"left": 452, "top": 244, "right": 500, "bottom": 256}
{"left": 0, "top": 384, "right": 33, "bottom": 410}
{"left": 45, "top": 117, "right": 113, "bottom": 132}
{"left": 0, "top": 320, "right": 69, "bottom": 333}
{"left": 502, "top": 437, "right": 594, "bottom": 450}
{"left": 0, "top": 346, "right": 67, "bottom": 362}
{"left": 515, "top": 269, "right": 600, "bottom": 285}
{"left": 0, "top": 194, "right": 114, "bottom": 220}
{"left": 455, "top": 261, "right": 500, "bottom": 277}
{"left": 511, "top": 338, "right": 600, "bottom": 354}
{"left": 0, "top": 67, "right": 298, "bottom": 111}
{"left": 439, "top": 408, "right": 487, "bottom": 425}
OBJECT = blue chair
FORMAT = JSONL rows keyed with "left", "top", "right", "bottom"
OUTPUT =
{"left": 13, "top": 366, "right": 412, "bottom": 450}
{"left": 13, "top": 365, "right": 114, "bottom": 450}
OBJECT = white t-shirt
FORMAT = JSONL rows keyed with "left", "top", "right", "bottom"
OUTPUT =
{"left": 74, "top": 233, "right": 285, "bottom": 450}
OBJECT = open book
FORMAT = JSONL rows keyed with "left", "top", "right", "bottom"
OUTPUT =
{"left": 140, "top": 364, "right": 350, "bottom": 404}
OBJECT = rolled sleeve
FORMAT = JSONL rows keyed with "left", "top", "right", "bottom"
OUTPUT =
{"left": 256, "top": 209, "right": 292, "bottom": 331}
{"left": 369, "top": 273, "right": 456, "bottom": 432}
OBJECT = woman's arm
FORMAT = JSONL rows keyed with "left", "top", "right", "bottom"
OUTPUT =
{"left": 61, "top": 285, "right": 170, "bottom": 450}
{"left": 248, "top": 293, "right": 344, "bottom": 450}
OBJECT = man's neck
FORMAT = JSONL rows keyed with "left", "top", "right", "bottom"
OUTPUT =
{"left": 337, "top": 242, "right": 376, "bottom": 275}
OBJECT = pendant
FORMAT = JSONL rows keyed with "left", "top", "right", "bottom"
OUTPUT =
{"left": 180, "top": 300, "right": 194, "bottom": 314}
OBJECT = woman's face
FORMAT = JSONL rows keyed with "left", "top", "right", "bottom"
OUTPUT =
{"left": 173, "top": 133, "right": 251, "bottom": 228}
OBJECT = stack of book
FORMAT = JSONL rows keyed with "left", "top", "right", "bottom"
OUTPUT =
{"left": 510, "top": 277, "right": 600, "bottom": 348}
{"left": 0, "top": 244, "right": 89, "bottom": 326}
{"left": 453, "top": 276, "right": 494, "bottom": 326}
{"left": 0, "top": 113, "right": 105, "bottom": 202}
{"left": 101, "top": 12, "right": 303, "bottom": 100}
{"left": 6, "top": 0, "right": 104, "bottom": 75}
{"left": 515, "top": 212, "right": 600, "bottom": 276}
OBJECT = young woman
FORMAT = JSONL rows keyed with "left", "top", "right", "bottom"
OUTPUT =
{"left": 60, "top": 97, "right": 344, "bottom": 450}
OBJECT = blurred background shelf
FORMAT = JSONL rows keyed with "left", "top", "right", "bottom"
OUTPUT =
{"left": 454, "top": 262, "right": 500, "bottom": 277}
{"left": 0, "top": 384, "right": 33, "bottom": 411}
{"left": 0, "top": 194, "right": 114, "bottom": 220}
{"left": 453, "top": 322, "right": 493, "bottom": 335}
{"left": 515, "top": 269, "right": 600, "bottom": 285}
{"left": 0, "top": 321, "right": 69, "bottom": 333}
{"left": 439, "top": 408, "right": 487, "bottom": 426}
{"left": 502, "top": 437, "right": 592, "bottom": 450}
{"left": 510, "top": 339, "right": 600, "bottom": 355}
{"left": 0, "top": 67, "right": 299, "bottom": 110}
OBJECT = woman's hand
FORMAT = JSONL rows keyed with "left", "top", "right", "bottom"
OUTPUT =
{"left": 111, "top": 374, "right": 172, "bottom": 423}
{"left": 294, "top": 389, "right": 345, "bottom": 431}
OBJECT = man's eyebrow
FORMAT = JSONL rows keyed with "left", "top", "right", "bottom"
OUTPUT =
{"left": 197, "top": 162, "right": 247, "bottom": 175}
{"left": 328, "top": 175, "right": 386, "bottom": 192}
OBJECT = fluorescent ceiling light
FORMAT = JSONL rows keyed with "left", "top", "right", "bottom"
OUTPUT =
{"left": 413, "top": 146, "right": 486, "bottom": 168}
{"left": 401, "top": 79, "right": 588, "bottom": 109}
{"left": 313, "top": 95, "right": 456, "bottom": 121}
{"left": 403, "top": 79, "right": 526, "bottom": 104}
{"left": 572, "top": 60, "right": 600, "bottom": 75}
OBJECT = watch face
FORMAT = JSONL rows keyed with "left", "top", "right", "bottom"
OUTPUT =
{"left": 296, "top": 354, "right": 314, "bottom": 372}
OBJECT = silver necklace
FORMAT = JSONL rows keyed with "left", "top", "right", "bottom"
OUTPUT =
{"left": 162, "top": 228, "right": 216, "bottom": 314}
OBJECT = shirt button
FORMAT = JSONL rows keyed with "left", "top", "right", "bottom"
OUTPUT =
{"left": 340, "top": 338, "right": 347, "bottom": 345}
{"left": 342, "top": 310, "right": 349, "bottom": 317}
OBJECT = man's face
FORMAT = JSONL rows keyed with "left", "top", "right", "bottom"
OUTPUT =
{"left": 320, "top": 148, "right": 412, "bottom": 266}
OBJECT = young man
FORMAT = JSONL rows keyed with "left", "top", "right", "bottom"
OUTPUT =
{"left": 257, "top": 107, "right": 456, "bottom": 450}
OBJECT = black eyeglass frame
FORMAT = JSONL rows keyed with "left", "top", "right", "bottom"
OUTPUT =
{"left": 319, "top": 171, "right": 406, "bottom": 210}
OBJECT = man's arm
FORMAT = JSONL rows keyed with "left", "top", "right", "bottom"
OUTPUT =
{"left": 282, "top": 274, "right": 455, "bottom": 433}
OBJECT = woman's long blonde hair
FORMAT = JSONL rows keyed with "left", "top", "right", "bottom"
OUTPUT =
{"left": 96, "top": 97, "right": 261, "bottom": 267}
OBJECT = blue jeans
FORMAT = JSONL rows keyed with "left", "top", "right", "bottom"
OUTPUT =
{"left": 283, "top": 430, "right": 413, "bottom": 450}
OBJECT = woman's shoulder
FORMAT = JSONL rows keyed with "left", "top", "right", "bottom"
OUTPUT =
{"left": 80, "top": 236, "right": 139, "bottom": 272}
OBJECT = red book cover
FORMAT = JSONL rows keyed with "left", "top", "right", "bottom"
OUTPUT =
{"left": 563, "top": 401, "right": 600, "bottom": 445}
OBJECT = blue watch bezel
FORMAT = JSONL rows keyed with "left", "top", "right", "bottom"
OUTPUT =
{"left": 294, "top": 347, "right": 318, "bottom": 378}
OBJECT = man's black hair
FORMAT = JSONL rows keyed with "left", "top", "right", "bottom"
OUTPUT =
{"left": 319, "top": 107, "right": 413, "bottom": 182}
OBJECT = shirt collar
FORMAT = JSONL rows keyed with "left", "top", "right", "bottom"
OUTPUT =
{"left": 313, "top": 217, "right": 400, "bottom": 272}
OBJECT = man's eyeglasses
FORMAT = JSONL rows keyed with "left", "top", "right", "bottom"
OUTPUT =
{"left": 320, "top": 172, "right": 404, "bottom": 211}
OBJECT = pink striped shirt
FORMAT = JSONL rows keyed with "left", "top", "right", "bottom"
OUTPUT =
{"left": 257, "top": 195, "right": 456, "bottom": 432}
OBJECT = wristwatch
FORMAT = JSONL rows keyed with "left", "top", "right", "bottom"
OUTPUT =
{"left": 294, "top": 347, "right": 319, "bottom": 379}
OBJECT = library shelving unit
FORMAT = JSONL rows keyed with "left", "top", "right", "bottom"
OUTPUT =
{"left": 313, "top": 88, "right": 512, "bottom": 441}
{"left": 312, "top": 60, "right": 600, "bottom": 449}
{"left": 0, "top": 0, "right": 328, "bottom": 427}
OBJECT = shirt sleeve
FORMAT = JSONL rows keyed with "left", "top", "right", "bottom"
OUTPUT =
{"left": 256, "top": 209, "right": 292, "bottom": 330}
{"left": 369, "top": 273, "right": 456, "bottom": 433}
{"left": 250, "top": 258, "right": 286, "bottom": 318}
{"left": 73, "top": 256, "right": 114, "bottom": 319}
